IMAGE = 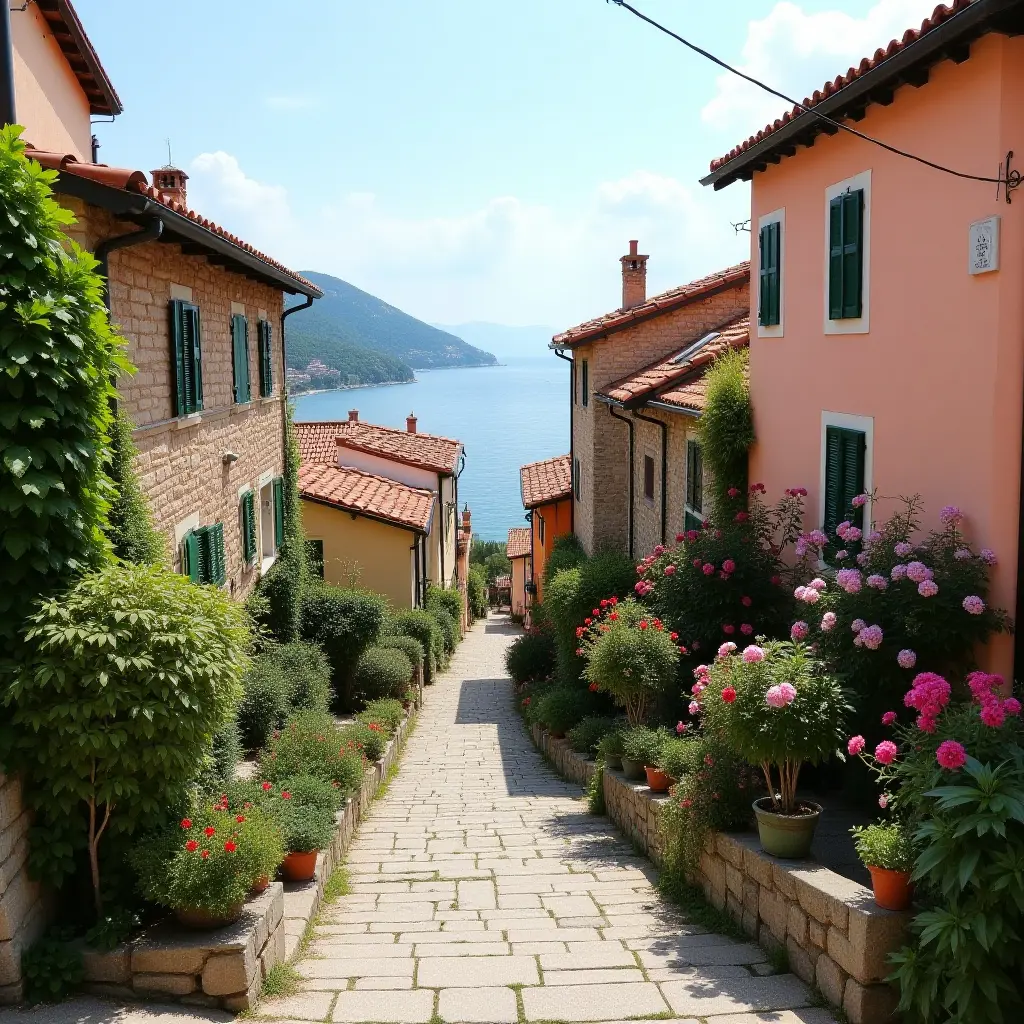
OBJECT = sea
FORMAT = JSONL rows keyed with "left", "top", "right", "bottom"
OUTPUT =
{"left": 293, "top": 356, "right": 570, "bottom": 542}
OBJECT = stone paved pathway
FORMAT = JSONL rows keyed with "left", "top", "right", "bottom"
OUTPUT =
{"left": 256, "top": 614, "right": 838, "bottom": 1024}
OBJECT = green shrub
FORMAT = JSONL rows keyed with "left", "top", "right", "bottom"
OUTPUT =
{"left": 431, "top": 607, "right": 459, "bottom": 659}
{"left": 249, "top": 559, "right": 303, "bottom": 644}
{"left": 2, "top": 563, "right": 248, "bottom": 911}
{"left": 21, "top": 933, "right": 83, "bottom": 1003}
{"left": 275, "top": 773, "right": 345, "bottom": 813}
{"left": 0, "top": 127, "right": 124, "bottom": 659}
{"left": 237, "top": 656, "right": 291, "bottom": 750}
{"left": 597, "top": 727, "right": 626, "bottom": 761}
{"left": 850, "top": 820, "right": 915, "bottom": 872}
{"left": 259, "top": 710, "right": 366, "bottom": 786}
{"left": 271, "top": 641, "right": 332, "bottom": 713}
{"left": 567, "top": 716, "right": 616, "bottom": 756}
{"left": 353, "top": 646, "right": 413, "bottom": 703}
{"left": 698, "top": 347, "right": 754, "bottom": 514}
{"left": 299, "top": 583, "right": 387, "bottom": 708}
{"left": 543, "top": 534, "right": 587, "bottom": 587}
{"left": 341, "top": 721, "right": 387, "bottom": 762}
{"left": 107, "top": 410, "right": 164, "bottom": 566}
{"left": 276, "top": 802, "right": 336, "bottom": 853}
{"left": 376, "top": 634, "right": 424, "bottom": 672}
{"left": 467, "top": 565, "right": 488, "bottom": 619}
{"left": 208, "top": 719, "right": 242, "bottom": 790}
{"left": 427, "top": 584, "right": 463, "bottom": 624}
{"left": 391, "top": 609, "right": 444, "bottom": 684}
{"left": 358, "top": 698, "right": 405, "bottom": 736}
{"left": 534, "top": 686, "right": 586, "bottom": 735}
{"left": 505, "top": 628, "right": 556, "bottom": 684}
{"left": 655, "top": 737, "right": 693, "bottom": 780}
{"left": 622, "top": 726, "right": 667, "bottom": 765}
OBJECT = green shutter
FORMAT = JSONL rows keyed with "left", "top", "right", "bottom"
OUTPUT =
{"left": 829, "top": 191, "right": 863, "bottom": 320}
{"left": 232, "top": 315, "right": 250, "bottom": 404}
{"left": 171, "top": 301, "right": 186, "bottom": 416}
{"left": 824, "top": 426, "right": 866, "bottom": 536}
{"left": 242, "top": 491, "right": 257, "bottom": 562}
{"left": 758, "top": 222, "right": 781, "bottom": 327}
{"left": 205, "top": 522, "right": 226, "bottom": 585}
{"left": 828, "top": 197, "right": 844, "bottom": 320}
{"left": 171, "top": 301, "right": 204, "bottom": 415}
{"left": 187, "top": 305, "right": 203, "bottom": 412}
{"left": 273, "top": 478, "right": 285, "bottom": 549}
{"left": 686, "top": 440, "right": 703, "bottom": 517}
{"left": 259, "top": 321, "right": 273, "bottom": 398}
{"left": 183, "top": 530, "right": 201, "bottom": 582}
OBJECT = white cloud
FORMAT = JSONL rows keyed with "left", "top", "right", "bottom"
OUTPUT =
{"left": 702, "top": 0, "right": 939, "bottom": 137}
{"left": 185, "top": 154, "right": 751, "bottom": 327}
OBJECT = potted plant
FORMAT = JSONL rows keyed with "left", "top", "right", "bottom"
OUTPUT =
{"left": 598, "top": 727, "right": 626, "bottom": 771}
{"left": 850, "top": 820, "right": 916, "bottom": 910}
{"left": 277, "top": 803, "right": 336, "bottom": 882}
{"left": 534, "top": 686, "right": 582, "bottom": 739}
{"left": 699, "top": 640, "right": 850, "bottom": 858}
{"left": 622, "top": 726, "right": 666, "bottom": 784}
{"left": 656, "top": 737, "right": 692, "bottom": 787}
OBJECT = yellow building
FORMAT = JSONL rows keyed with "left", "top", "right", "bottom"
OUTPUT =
{"left": 507, "top": 527, "right": 531, "bottom": 619}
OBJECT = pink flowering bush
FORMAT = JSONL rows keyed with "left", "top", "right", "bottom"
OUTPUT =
{"left": 698, "top": 641, "right": 849, "bottom": 815}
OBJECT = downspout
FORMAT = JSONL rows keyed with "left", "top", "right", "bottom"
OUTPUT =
{"left": 437, "top": 472, "right": 445, "bottom": 588}
{"left": 1, "top": 0, "right": 15, "bottom": 127}
{"left": 95, "top": 219, "right": 164, "bottom": 311}
{"left": 281, "top": 294, "right": 315, "bottom": 397}
{"left": 412, "top": 534, "right": 421, "bottom": 608}
{"left": 1015, "top": 388, "right": 1024, "bottom": 679}
{"left": 633, "top": 408, "right": 668, "bottom": 546}
{"left": 553, "top": 348, "right": 575, "bottom": 534}
{"left": 608, "top": 405, "right": 635, "bottom": 560}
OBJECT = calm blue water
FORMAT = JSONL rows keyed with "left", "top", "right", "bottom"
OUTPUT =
{"left": 293, "top": 357, "right": 570, "bottom": 541}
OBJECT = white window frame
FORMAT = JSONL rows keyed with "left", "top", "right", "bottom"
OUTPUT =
{"left": 757, "top": 207, "right": 785, "bottom": 339}
{"left": 819, "top": 410, "right": 874, "bottom": 534}
{"left": 824, "top": 169, "right": 871, "bottom": 335}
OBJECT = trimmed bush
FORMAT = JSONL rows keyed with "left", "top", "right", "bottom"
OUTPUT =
{"left": 107, "top": 410, "right": 164, "bottom": 566}
{"left": 376, "top": 634, "right": 424, "bottom": 673}
{"left": 467, "top": 565, "right": 488, "bottom": 619}
{"left": 534, "top": 686, "right": 587, "bottom": 736}
{"left": 391, "top": 609, "right": 445, "bottom": 684}
{"left": 208, "top": 719, "right": 242, "bottom": 790}
{"left": 272, "top": 641, "right": 332, "bottom": 713}
{"left": 543, "top": 534, "right": 587, "bottom": 587}
{"left": 567, "top": 716, "right": 616, "bottom": 756}
{"left": 259, "top": 710, "right": 365, "bottom": 787}
{"left": 249, "top": 559, "right": 302, "bottom": 644}
{"left": 358, "top": 698, "right": 406, "bottom": 736}
{"left": 340, "top": 721, "right": 387, "bottom": 762}
{"left": 505, "top": 629, "right": 556, "bottom": 684}
{"left": 274, "top": 773, "right": 345, "bottom": 813}
{"left": 427, "top": 584, "right": 463, "bottom": 624}
{"left": 237, "top": 657, "right": 291, "bottom": 750}
{"left": 698, "top": 347, "right": 754, "bottom": 515}
{"left": 353, "top": 646, "right": 413, "bottom": 703}
{"left": 431, "top": 607, "right": 459, "bottom": 659}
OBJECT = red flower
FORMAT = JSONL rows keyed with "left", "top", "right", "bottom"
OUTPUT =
{"left": 722, "top": 624, "right": 735, "bottom": 635}
{"left": 670, "top": 632, "right": 678, "bottom": 640}
{"left": 676, "top": 533, "right": 685, "bottom": 543}
{"left": 584, "top": 618, "right": 592, "bottom": 626}
{"left": 185, "top": 840, "right": 198, "bottom": 852}
{"left": 262, "top": 781, "right": 272, "bottom": 791}
{"left": 600, "top": 599, "right": 608, "bottom": 607}
{"left": 180, "top": 818, "right": 192, "bottom": 829}
{"left": 224, "top": 841, "right": 237, "bottom": 853}
{"left": 592, "top": 609, "right": 600, "bottom": 617}
{"left": 589, "top": 683, "right": 599, "bottom": 692}
{"left": 201, "top": 850, "right": 210, "bottom": 859}
{"left": 609, "top": 612, "right": 618, "bottom": 621}
{"left": 722, "top": 687, "right": 737, "bottom": 703}
{"left": 741, "top": 596, "right": 752, "bottom": 607}
{"left": 639, "top": 621, "right": 648, "bottom": 630}
{"left": 770, "top": 575, "right": 782, "bottom": 586}
{"left": 236, "top": 815, "right": 246, "bottom": 823}
{"left": 281, "top": 791, "right": 292, "bottom": 800}
{"left": 204, "top": 826, "right": 216, "bottom": 837}
{"left": 734, "top": 512, "right": 749, "bottom": 523}
{"left": 610, "top": 596, "right": 618, "bottom": 605}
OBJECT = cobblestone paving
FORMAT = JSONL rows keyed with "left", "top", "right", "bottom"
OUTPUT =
{"left": 257, "top": 615, "right": 838, "bottom": 1024}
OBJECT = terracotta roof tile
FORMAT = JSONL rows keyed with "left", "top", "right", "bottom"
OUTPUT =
{"left": 27, "top": 147, "right": 320, "bottom": 296}
{"left": 520, "top": 454, "right": 572, "bottom": 509}
{"left": 296, "top": 420, "right": 462, "bottom": 475}
{"left": 298, "top": 463, "right": 434, "bottom": 532}
{"left": 709, "top": 1, "right": 974, "bottom": 174}
{"left": 552, "top": 263, "right": 750, "bottom": 347}
{"left": 507, "top": 527, "right": 531, "bottom": 560}
{"left": 597, "top": 316, "right": 750, "bottom": 410}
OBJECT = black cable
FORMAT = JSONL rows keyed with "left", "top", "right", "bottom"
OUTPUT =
{"left": 608, "top": 0, "right": 1005, "bottom": 186}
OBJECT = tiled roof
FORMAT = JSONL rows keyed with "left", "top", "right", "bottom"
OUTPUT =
{"left": 494, "top": 574, "right": 512, "bottom": 589}
{"left": 708, "top": 0, "right": 977, "bottom": 175}
{"left": 296, "top": 420, "right": 463, "bottom": 475}
{"left": 296, "top": 421, "right": 346, "bottom": 464}
{"left": 520, "top": 454, "right": 572, "bottom": 509}
{"left": 298, "top": 463, "right": 434, "bottom": 533}
{"left": 507, "top": 527, "right": 531, "bottom": 560}
{"left": 27, "top": 147, "right": 321, "bottom": 297}
{"left": 552, "top": 263, "right": 749, "bottom": 347}
{"left": 39, "top": 1, "right": 122, "bottom": 116}
{"left": 597, "top": 316, "right": 750, "bottom": 411}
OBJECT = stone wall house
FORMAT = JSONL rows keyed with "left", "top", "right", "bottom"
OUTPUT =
{"left": 551, "top": 243, "right": 749, "bottom": 557}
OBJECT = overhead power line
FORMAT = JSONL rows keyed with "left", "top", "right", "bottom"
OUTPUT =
{"left": 607, "top": 0, "right": 1009, "bottom": 188}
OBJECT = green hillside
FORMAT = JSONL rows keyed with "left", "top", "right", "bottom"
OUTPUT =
{"left": 287, "top": 272, "right": 497, "bottom": 377}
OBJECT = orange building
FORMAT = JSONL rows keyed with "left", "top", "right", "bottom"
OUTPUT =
{"left": 507, "top": 527, "right": 531, "bottom": 618}
{"left": 520, "top": 454, "right": 573, "bottom": 603}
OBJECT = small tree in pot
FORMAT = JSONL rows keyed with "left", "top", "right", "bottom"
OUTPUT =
{"left": 850, "top": 820, "right": 916, "bottom": 910}
{"left": 274, "top": 800, "right": 336, "bottom": 882}
{"left": 698, "top": 640, "right": 850, "bottom": 858}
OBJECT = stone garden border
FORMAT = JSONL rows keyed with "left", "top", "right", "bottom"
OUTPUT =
{"left": 529, "top": 722, "right": 910, "bottom": 1024}
{"left": 78, "top": 706, "right": 418, "bottom": 1012}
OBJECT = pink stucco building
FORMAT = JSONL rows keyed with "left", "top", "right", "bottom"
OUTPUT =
{"left": 703, "top": 0, "right": 1024, "bottom": 679}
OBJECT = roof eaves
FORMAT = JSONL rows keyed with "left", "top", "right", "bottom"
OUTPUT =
{"left": 300, "top": 492, "right": 430, "bottom": 535}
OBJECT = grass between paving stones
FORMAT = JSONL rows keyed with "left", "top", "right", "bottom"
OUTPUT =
{"left": 259, "top": 961, "right": 302, "bottom": 999}
{"left": 657, "top": 869, "right": 746, "bottom": 942}
{"left": 322, "top": 864, "right": 350, "bottom": 904}
{"left": 768, "top": 941, "right": 790, "bottom": 975}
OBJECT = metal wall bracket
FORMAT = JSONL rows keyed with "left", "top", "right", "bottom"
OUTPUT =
{"left": 1000, "top": 151, "right": 1022, "bottom": 204}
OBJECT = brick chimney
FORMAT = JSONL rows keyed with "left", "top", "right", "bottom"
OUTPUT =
{"left": 406, "top": 412, "right": 418, "bottom": 434}
{"left": 152, "top": 165, "right": 188, "bottom": 207}
{"left": 620, "top": 240, "right": 649, "bottom": 311}
{"left": 348, "top": 409, "right": 359, "bottom": 422}
{"left": 462, "top": 506, "right": 472, "bottom": 538}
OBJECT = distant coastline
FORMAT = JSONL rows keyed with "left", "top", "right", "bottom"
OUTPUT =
{"left": 288, "top": 360, "right": 505, "bottom": 397}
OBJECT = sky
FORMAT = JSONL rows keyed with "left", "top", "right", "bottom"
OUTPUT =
{"left": 73, "top": 0, "right": 940, "bottom": 330}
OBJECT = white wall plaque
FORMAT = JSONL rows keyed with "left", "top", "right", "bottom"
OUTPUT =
{"left": 969, "top": 216, "right": 999, "bottom": 275}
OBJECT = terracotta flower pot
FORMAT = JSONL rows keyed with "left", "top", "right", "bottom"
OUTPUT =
{"left": 175, "top": 904, "right": 243, "bottom": 930}
{"left": 281, "top": 850, "right": 318, "bottom": 882}
{"left": 753, "top": 798, "right": 822, "bottom": 859}
{"left": 250, "top": 874, "right": 270, "bottom": 895}
{"left": 645, "top": 766, "right": 671, "bottom": 793}
{"left": 868, "top": 866, "right": 914, "bottom": 911}
{"left": 620, "top": 757, "right": 646, "bottom": 781}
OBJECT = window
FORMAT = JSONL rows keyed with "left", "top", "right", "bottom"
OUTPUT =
{"left": 306, "top": 540, "right": 324, "bottom": 578}
{"left": 240, "top": 490, "right": 257, "bottom": 564}
{"left": 231, "top": 314, "right": 251, "bottom": 404}
{"left": 573, "top": 457, "right": 581, "bottom": 501}
{"left": 581, "top": 360, "right": 589, "bottom": 408}
{"left": 182, "top": 523, "right": 226, "bottom": 586}
{"left": 170, "top": 300, "right": 203, "bottom": 415}
{"left": 538, "top": 514, "right": 546, "bottom": 546}
{"left": 823, "top": 425, "right": 866, "bottom": 538}
{"left": 258, "top": 320, "right": 273, "bottom": 398}
{"left": 685, "top": 440, "right": 703, "bottom": 532}
{"left": 758, "top": 218, "right": 781, "bottom": 328}
{"left": 273, "top": 477, "right": 285, "bottom": 549}
{"left": 643, "top": 454, "right": 655, "bottom": 503}
{"left": 829, "top": 190, "right": 863, "bottom": 320}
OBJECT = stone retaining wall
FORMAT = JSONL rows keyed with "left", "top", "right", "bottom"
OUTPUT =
{"left": 529, "top": 723, "right": 907, "bottom": 1024}
{"left": 79, "top": 710, "right": 415, "bottom": 1011}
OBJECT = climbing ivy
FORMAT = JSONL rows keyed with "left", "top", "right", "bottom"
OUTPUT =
{"left": 106, "top": 409, "right": 165, "bottom": 565}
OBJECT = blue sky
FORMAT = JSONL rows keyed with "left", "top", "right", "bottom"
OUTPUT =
{"left": 75, "top": 0, "right": 938, "bottom": 328}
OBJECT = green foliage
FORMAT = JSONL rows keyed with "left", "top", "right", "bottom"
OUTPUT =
{"left": 700, "top": 641, "right": 850, "bottom": 814}
{"left": 484, "top": 552, "right": 511, "bottom": 583}
{"left": 208, "top": 719, "right": 243, "bottom": 790}
{"left": 467, "top": 564, "right": 488, "bottom": 619}
{"left": 655, "top": 738, "right": 692, "bottom": 780}
{"left": 259, "top": 710, "right": 367, "bottom": 788}
{"left": 299, "top": 583, "right": 387, "bottom": 708}
{"left": 353, "top": 645, "right": 413, "bottom": 703}
{"left": 1, "top": 563, "right": 248, "bottom": 909}
{"left": 106, "top": 410, "right": 164, "bottom": 565}
{"left": 426, "top": 584, "right": 463, "bottom": 623}
{"left": 431, "top": 607, "right": 459, "bottom": 659}
{"left": 587, "top": 762, "right": 606, "bottom": 815}
{"left": 272, "top": 641, "right": 333, "bottom": 713}
{"left": 21, "top": 933, "right": 83, "bottom": 1003}
{"left": 583, "top": 599, "right": 680, "bottom": 725}
{"left": 0, "top": 127, "right": 127, "bottom": 657}
{"left": 505, "top": 627, "right": 557, "bottom": 684}
{"left": 83, "top": 908, "right": 137, "bottom": 952}
{"left": 275, "top": 801, "right": 336, "bottom": 853}
{"left": 543, "top": 534, "right": 587, "bottom": 587}
{"left": 248, "top": 559, "right": 303, "bottom": 644}
{"left": 621, "top": 726, "right": 668, "bottom": 765}
{"left": 262, "top": 961, "right": 302, "bottom": 999}
{"left": 698, "top": 348, "right": 754, "bottom": 515}
{"left": 567, "top": 716, "right": 616, "bottom": 756}
{"left": 376, "top": 634, "right": 424, "bottom": 671}
{"left": 237, "top": 656, "right": 292, "bottom": 750}
{"left": 850, "top": 820, "right": 916, "bottom": 872}
{"left": 597, "top": 727, "right": 626, "bottom": 761}
{"left": 342, "top": 721, "right": 387, "bottom": 762}
{"left": 534, "top": 686, "right": 588, "bottom": 735}
{"left": 280, "top": 400, "right": 308, "bottom": 575}
{"left": 470, "top": 537, "right": 506, "bottom": 567}
{"left": 391, "top": 609, "right": 444, "bottom": 684}
{"left": 358, "top": 698, "right": 406, "bottom": 736}
{"left": 289, "top": 342, "right": 415, "bottom": 392}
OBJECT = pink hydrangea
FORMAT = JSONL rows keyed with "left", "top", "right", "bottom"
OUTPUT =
{"left": 954, "top": 548, "right": 972, "bottom": 561}
{"left": 980, "top": 702, "right": 1006, "bottom": 728}
{"left": 878, "top": 794, "right": 889, "bottom": 809}
{"left": 847, "top": 735, "right": 866, "bottom": 756}
{"left": 820, "top": 612, "right": 837, "bottom": 632}
{"left": 905, "top": 672, "right": 951, "bottom": 718}
{"left": 722, "top": 559, "right": 737, "bottom": 574}
{"left": 798, "top": 587, "right": 820, "bottom": 604}
{"left": 791, "top": 621, "right": 809, "bottom": 641}
{"left": 851, "top": 619, "right": 866, "bottom": 633}
{"left": 906, "top": 561, "right": 931, "bottom": 583}
{"left": 809, "top": 530, "right": 828, "bottom": 547}
{"left": 694, "top": 664, "right": 710, "bottom": 679}
{"left": 836, "top": 521, "right": 852, "bottom": 539}
{"left": 918, "top": 580, "right": 939, "bottom": 598}
{"left": 859, "top": 625, "right": 884, "bottom": 650}
{"left": 688, "top": 700, "right": 701, "bottom": 716}
{"left": 963, "top": 595, "right": 985, "bottom": 615}
{"left": 742, "top": 645, "right": 765, "bottom": 663}
{"left": 882, "top": 711, "right": 898, "bottom": 726}
{"left": 897, "top": 649, "right": 917, "bottom": 670}
{"left": 874, "top": 740, "right": 899, "bottom": 765}
{"left": 851, "top": 494, "right": 869, "bottom": 508}
{"left": 835, "top": 549, "right": 849, "bottom": 560}
{"left": 653, "top": 544, "right": 666, "bottom": 556}
{"left": 740, "top": 623, "right": 754, "bottom": 635}
{"left": 856, "top": 552, "right": 869, "bottom": 566}
{"left": 867, "top": 574, "right": 888, "bottom": 590}
{"left": 894, "top": 541, "right": 914, "bottom": 557}
{"left": 766, "top": 684, "right": 797, "bottom": 709}
{"left": 936, "top": 740, "right": 967, "bottom": 770}
{"left": 702, "top": 563, "right": 715, "bottom": 576}
{"left": 868, "top": 530, "right": 882, "bottom": 544}
{"left": 718, "top": 642, "right": 737, "bottom": 658}
{"left": 1004, "top": 698, "right": 1022, "bottom": 717}
{"left": 722, "top": 623, "right": 736, "bottom": 635}
{"left": 980, "top": 548, "right": 998, "bottom": 566}
{"left": 890, "top": 564, "right": 908, "bottom": 580}
{"left": 845, "top": 527, "right": 863, "bottom": 543}
{"left": 663, "top": 564, "right": 677, "bottom": 576}
{"left": 939, "top": 505, "right": 963, "bottom": 527}
{"left": 809, "top": 577, "right": 827, "bottom": 591}
{"left": 794, "top": 538, "right": 809, "bottom": 558}
{"left": 917, "top": 714, "right": 937, "bottom": 733}
{"left": 794, "top": 586, "right": 807, "bottom": 601}
{"left": 676, "top": 721, "right": 686, "bottom": 734}
{"left": 836, "top": 569, "right": 862, "bottom": 594}
{"left": 692, "top": 682, "right": 706, "bottom": 696}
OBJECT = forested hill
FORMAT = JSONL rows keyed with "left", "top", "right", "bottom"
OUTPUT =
{"left": 286, "top": 272, "right": 497, "bottom": 376}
